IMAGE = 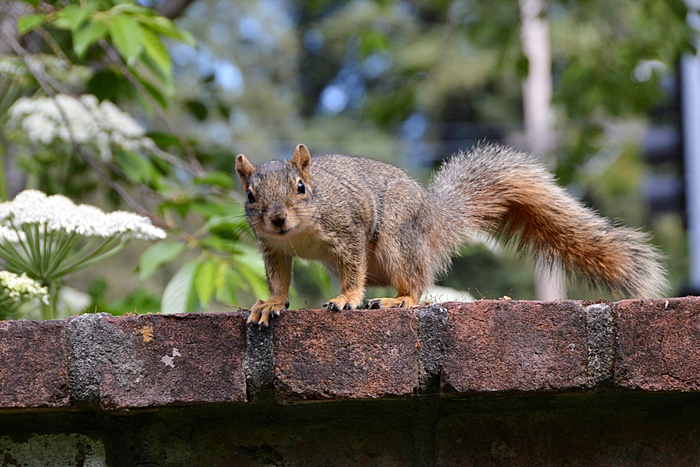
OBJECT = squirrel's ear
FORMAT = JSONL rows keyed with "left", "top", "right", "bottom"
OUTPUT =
{"left": 236, "top": 154, "right": 255, "bottom": 189}
{"left": 292, "top": 144, "right": 311, "bottom": 174}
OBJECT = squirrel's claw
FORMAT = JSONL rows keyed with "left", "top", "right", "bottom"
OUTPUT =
{"left": 247, "top": 298, "right": 287, "bottom": 326}
{"left": 323, "top": 300, "right": 351, "bottom": 312}
{"left": 246, "top": 309, "right": 262, "bottom": 325}
{"left": 323, "top": 294, "right": 361, "bottom": 312}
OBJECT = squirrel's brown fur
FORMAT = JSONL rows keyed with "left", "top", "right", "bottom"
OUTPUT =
{"left": 236, "top": 143, "right": 667, "bottom": 326}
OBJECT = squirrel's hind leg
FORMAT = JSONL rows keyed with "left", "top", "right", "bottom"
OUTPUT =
{"left": 366, "top": 277, "right": 423, "bottom": 309}
{"left": 366, "top": 295, "right": 419, "bottom": 309}
{"left": 364, "top": 234, "right": 430, "bottom": 310}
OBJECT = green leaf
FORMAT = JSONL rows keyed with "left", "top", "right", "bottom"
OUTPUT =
{"left": 139, "top": 241, "right": 185, "bottom": 280}
{"left": 141, "top": 28, "right": 172, "bottom": 81}
{"left": 133, "top": 70, "right": 168, "bottom": 107}
{"left": 193, "top": 171, "right": 234, "bottom": 189}
{"left": 190, "top": 202, "right": 226, "bottom": 218}
{"left": 54, "top": 4, "right": 93, "bottom": 31}
{"left": 107, "top": 4, "right": 154, "bottom": 16}
{"left": 115, "top": 149, "right": 154, "bottom": 183}
{"left": 73, "top": 20, "right": 108, "bottom": 58}
{"left": 198, "top": 236, "right": 231, "bottom": 252}
{"left": 215, "top": 266, "right": 239, "bottom": 305}
{"left": 161, "top": 260, "right": 197, "bottom": 314}
{"left": 17, "top": 14, "right": 44, "bottom": 34}
{"left": 206, "top": 215, "right": 248, "bottom": 241}
{"left": 194, "top": 259, "right": 217, "bottom": 307}
{"left": 137, "top": 15, "right": 196, "bottom": 47}
{"left": 237, "top": 262, "right": 268, "bottom": 299}
{"left": 139, "top": 48, "right": 174, "bottom": 95}
{"left": 231, "top": 244, "right": 267, "bottom": 298}
{"left": 87, "top": 69, "right": 132, "bottom": 102}
{"left": 109, "top": 14, "right": 143, "bottom": 63}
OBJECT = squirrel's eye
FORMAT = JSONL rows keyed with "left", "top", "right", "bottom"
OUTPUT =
{"left": 247, "top": 189, "right": 256, "bottom": 203}
{"left": 297, "top": 180, "right": 306, "bottom": 195}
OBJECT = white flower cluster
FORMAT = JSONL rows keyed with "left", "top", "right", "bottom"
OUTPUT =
{"left": 7, "top": 94, "right": 150, "bottom": 160}
{"left": 0, "top": 190, "right": 166, "bottom": 241}
{"left": 0, "top": 271, "right": 49, "bottom": 305}
{"left": 0, "top": 225, "right": 25, "bottom": 243}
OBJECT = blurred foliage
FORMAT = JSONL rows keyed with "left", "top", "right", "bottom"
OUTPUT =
{"left": 440, "top": 245, "right": 537, "bottom": 300}
{"left": 88, "top": 278, "right": 161, "bottom": 315}
{"left": 0, "top": 0, "right": 268, "bottom": 317}
{"left": 1, "top": 0, "right": 695, "bottom": 317}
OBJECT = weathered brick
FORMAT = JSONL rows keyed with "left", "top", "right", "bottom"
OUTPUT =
{"left": 0, "top": 320, "right": 70, "bottom": 409}
{"left": 68, "top": 312, "right": 248, "bottom": 409}
{"left": 272, "top": 308, "right": 420, "bottom": 400}
{"left": 441, "top": 300, "right": 588, "bottom": 392}
{"left": 614, "top": 297, "right": 700, "bottom": 391}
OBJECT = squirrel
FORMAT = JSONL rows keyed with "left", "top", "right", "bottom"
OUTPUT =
{"left": 235, "top": 143, "right": 668, "bottom": 326}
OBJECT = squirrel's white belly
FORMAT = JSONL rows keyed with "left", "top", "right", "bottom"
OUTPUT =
{"left": 267, "top": 231, "right": 334, "bottom": 263}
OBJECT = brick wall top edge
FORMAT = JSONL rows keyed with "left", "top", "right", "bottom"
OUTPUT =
{"left": 0, "top": 298, "right": 698, "bottom": 411}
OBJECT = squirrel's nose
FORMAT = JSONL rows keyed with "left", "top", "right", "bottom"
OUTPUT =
{"left": 270, "top": 213, "right": 287, "bottom": 228}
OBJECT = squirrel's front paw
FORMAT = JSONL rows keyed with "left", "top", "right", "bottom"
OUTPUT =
{"left": 322, "top": 294, "right": 362, "bottom": 312}
{"left": 247, "top": 298, "right": 288, "bottom": 326}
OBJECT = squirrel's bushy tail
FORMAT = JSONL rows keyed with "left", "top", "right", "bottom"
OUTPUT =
{"left": 428, "top": 144, "right": 668, "bottom": 298}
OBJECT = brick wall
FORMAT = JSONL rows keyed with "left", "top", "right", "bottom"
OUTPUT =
{"left": 1, "top": 298, "right": 700, "bottom": 465}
